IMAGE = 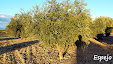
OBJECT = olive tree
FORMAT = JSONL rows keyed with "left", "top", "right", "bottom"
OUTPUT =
{"left": 6, "top": 14, "right": 22, "bottom": 38}
{"left": 34, "top": 0, "right": 92, "bottom": 59}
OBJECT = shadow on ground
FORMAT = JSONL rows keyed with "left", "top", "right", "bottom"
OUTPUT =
{"left": 0, "top": 38, "right": 19, "bottom": 41}
{"left": 75, "top": 35, "right": 113, "bottom": 64}
{"left": 0, "top": 40, "right": 39, "bottom": 55}
{"left": 99, "top": 36, "right": 113, "bottom": 44}
{"left": 76, "top": 42, "right": 113, "bottom": 64}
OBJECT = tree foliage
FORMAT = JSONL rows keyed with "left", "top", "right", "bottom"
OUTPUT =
{"left": 90, "top": 16, "right": 113, "bottom": 38}
{"left": 34, "top": 0, "right": 92, "bottom": 59}
{"left": 6, "top": 15, "right": 22, "bottom": 37}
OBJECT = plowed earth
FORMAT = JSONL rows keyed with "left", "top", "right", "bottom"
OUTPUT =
{"left": 0, "top": 33, "right": 113, "bottom": 64}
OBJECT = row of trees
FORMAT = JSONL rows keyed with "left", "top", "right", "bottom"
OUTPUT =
{"left": 6, "top": 0, "right": 113, "bottom": 59}
{"left": 90, "top": 16, "right": 113, "bottom": 39}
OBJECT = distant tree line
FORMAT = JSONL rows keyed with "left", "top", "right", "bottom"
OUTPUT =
{"left": 5, "top": 0, "right": 113, "bottom": 59}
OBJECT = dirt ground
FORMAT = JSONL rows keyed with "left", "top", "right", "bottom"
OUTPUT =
{"left": 99, "top": 34, "right": 113, "bottom": 44}
{"left": 77, "top": 41, "right": 113, "bottom": 64}
{"left": 76, "top": 34, "right": 113, "bottom": 64}
{"left": 0, "top": 33, "right": 113, "bottom": 64}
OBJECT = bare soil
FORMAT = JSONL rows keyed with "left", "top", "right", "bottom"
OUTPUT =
{"left": 0, "top": 33, "right": 113, "bottom": 64}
